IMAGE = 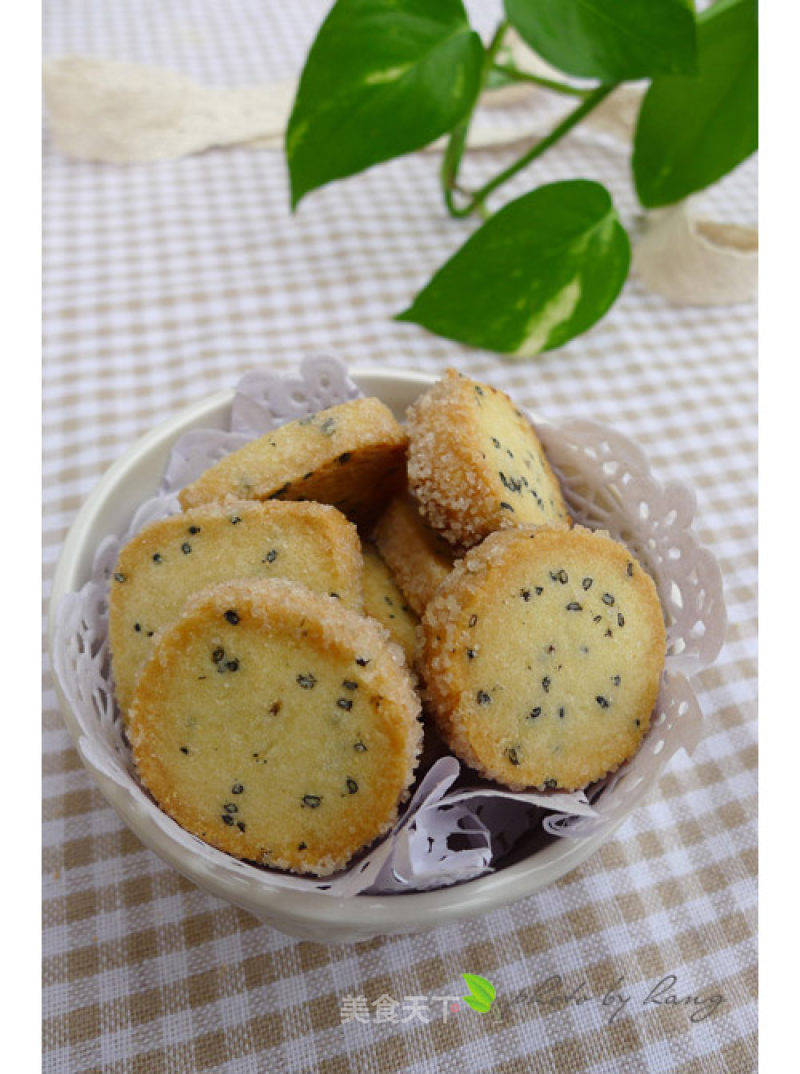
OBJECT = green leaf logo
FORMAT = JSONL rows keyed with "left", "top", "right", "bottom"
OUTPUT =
{"left": 462, "top": 973, "right": 496, "bottom": 1014}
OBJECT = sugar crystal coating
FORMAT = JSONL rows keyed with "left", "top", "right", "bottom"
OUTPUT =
{"left": 406, "top": 369, "right": 570, "bottom": 548}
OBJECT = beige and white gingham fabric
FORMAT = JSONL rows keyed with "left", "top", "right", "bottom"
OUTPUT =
{"left": 42, "top": 3, "right": 757, "bottom": 1071}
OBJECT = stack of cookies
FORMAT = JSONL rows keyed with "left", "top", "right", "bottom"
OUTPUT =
{"left": 111, "top": 372, "right": 666, "bottom": 877}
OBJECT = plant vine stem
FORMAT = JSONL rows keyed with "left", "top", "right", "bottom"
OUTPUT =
{"left": 490, "top": 63, "right": 592, "bottom": 98}
{"left": 442, "top": 19, "right": 510, "bottom": 218}
{"left": 445, "top": 82, "right": 619, "bottom": 219}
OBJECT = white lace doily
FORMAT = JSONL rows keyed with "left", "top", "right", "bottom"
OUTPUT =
{"left": 52, "top": 356, "right": 726, "bottom": 894}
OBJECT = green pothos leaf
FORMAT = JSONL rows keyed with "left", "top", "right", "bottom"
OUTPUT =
{"left": 397, "top": 180, "right": 630, "bottom": 357}
{"left": 286, "top": 0, "right": 483, "bottom": 208}
{"left": 633, "top": 0, "right": 758, "bottom": 208}
{"left": 504, "top": 0, "right": 697, "bottom": 82}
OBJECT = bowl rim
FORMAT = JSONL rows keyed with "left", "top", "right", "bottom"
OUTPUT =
{"left": 46, "top": 365, "right": 648, "bottom": 934}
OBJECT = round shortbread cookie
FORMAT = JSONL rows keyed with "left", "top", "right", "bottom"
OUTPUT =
{"left": 109, "top": 500, "right": 364, "bottom": 715}
{"left": 418, "top": 526, "right": 666, "bottom": 791}
{"left": 360, "top": 542, "right": 419, "bottom": 667}
{"left": 373, "top": 494, "right": 458, "bottom": 616}
{"left": 129, "top": 578, "right": 422, "bottom": 876}
{"left": 178, "top": 397, "right": 408, "bottom": 529}
{"left": 406, "top": 369, "right": 569, "bottom": 548}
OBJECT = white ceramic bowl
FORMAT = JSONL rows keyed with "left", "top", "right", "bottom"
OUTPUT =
{"left": 48, "top": 367, "right": 719, "bottom": 943}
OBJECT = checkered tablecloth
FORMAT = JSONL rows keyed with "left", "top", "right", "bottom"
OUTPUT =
{"left": 42, "top": 3, "right": 758, "bottom": 1071}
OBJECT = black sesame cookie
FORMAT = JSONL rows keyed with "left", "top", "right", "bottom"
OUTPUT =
{"left": 128, "top": 578, "right": 422, "bottom": 876}
{"left": 373, "top": 494, "right": 458, "bottom": 616}
{"left": 361, "top": 542, "right": 419, "bottom": 666}
{"left": 109, "top": 500, "right": 363, "bottom": 715}
{"left": 418, "top": 525, "right": 666, "bottom": 791}
{"left": 406, "top": 369, "right": 569, "bottom": 548}
{"left": 178, "top": 397, "right": 408, "bottom": 528}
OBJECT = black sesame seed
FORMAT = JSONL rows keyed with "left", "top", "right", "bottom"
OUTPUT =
{"left": 302, "top": 794, "right": 322, "bottom": 808}
{"left": 499, "top": 472, "right": 522, "bottom": 494}
{"left": 542, "top": 677, "right": 551, "bottom": 693}
{"left": 146, "top": 631, "right": 154, "bottom": 638}
{"left": 337, "top": 698, "right": 353, "bottom": 711}
{"left": 617, "top": 613, "right": 625, "bottom": 627}
{"left": 468, "top": 615, "right": 478, "bottom": 628}
{"left": 134, "top": 623, "right": 141, "bottom": 632}
{"left": 477, "top": 690, "right": 492, "bottom": 705}
{"left": 582, "top": 577, "right": 593, "bottom": 590}
{"left": 520, "top": 589, "right": 531, "bottom": 601}
{"left": 237, "top": 822, "right": 246, "bottom": 832}
{"left": 230, "top": 515, "right": 242, "bottom": 525}
{"left": 224, "top": 610, "right": 240, "bottom": 625}
{"left": 596, "top": 696, "right": 610, "bottom": 708}
{"left": 152, "top": 553, "right": 163, "bottom": 564}
{"left": 354, "top": 741, "right": 368, "bottom": 752}
{"left": 223, "top": 802, "right": 238, "bottom": 814}
{"left": 346, "top": 778, "right": 359, "bottom": 794}
{"left": 297, "top": 673, "right": 317, "bottom": 689}
{"left": 114, "top": 572, "right": 127, "bottom": 583}
{"left": 605, "top": 629, "right": 613, "bottom": 638}
{"left": 491, "top": 436, "right": 501, "bottom": 448}
{"left": 466, "top": 648, "right": 476, "bottom": 660}
{"left": 342, "top": 680, "right": 358, "bottom": 691}
{"left": 188, "top": 525, "right": 201, "bottom": 535}
{"left": 338, "top": 452, "right": 352, "bottom": 464}
{"left": 602, "top": 593, "right": 615, "bottom": 606}
{"left": 627, "top": 562, "right": 634, "bottom": 577}
{"left": 355, "top": 657, "right": 370, "bottom": 667}
{"left": 264, "top": 549, "right": 278, "bottom": 563}
{"left": 499, "top": 501, "right": 515, "bottom": 512}
{"left": 529, "top": 707, "right": 542, "bottom": 719}
{"left": 269, "top": 700, "right": 282, "bottom": 715}
{"left": 593, "top": 615, "right": 602, "bottom": 624}
{"left": 231, "top": 783, "right": 244, "bottom": 794}
{"left": 559, "top": 707, "right": 566, "bottom": 718}
{"left": 543, "top": 778, "right": 558, "bottom": 790}
{"left": 226, "top": 660, "right": 239, "bottom": 672}
{"left": 505, "top": 748, "right": 521, "bottom": 766}
{"left": 475, "top": 385, "right": 484, "bottom": 396}
{"left": 179, "top": 746, "right": 189, "bottom": 755}
{"left": 181, "top": 542, "right": 192, "bottom": 554}
{"left": 298, "top": 842, "right": 307, "bottom": 850}
{"left": 212, "top": 647, "right": 225, "bottom": 663}
{"left": 221, "top": 814, "right": 235, "bottom": 826}
{"left": 612, "top": 675, "right": 621, "bottom": 686}
{"left": 635, "top": 719, "right": 641, "bottom": 727}
{"left": 566, "top": 602, "right": 582, "bottom": 611}
{"left": 535, "top": 586, "right": 543, "bottom": 595}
